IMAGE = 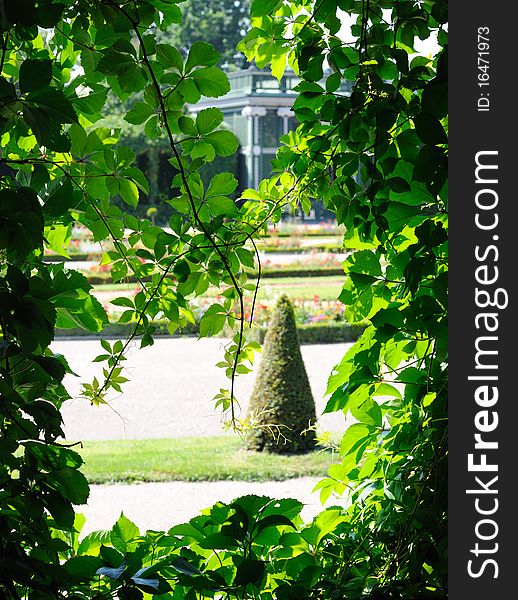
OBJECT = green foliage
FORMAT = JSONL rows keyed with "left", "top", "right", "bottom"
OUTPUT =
{"left": 35, "top": 496, "right": 392, "bottom": 599}
{"left": 240, "top": 0, "right": 448, "bottom": 595}
{"left": 0, "top": 0, "right": 447, "bottom": 597}
{"left": 0, "top": 1, "right": 268, "bottom": 596}
{"left": 246, "top": 295, "right": 317, "bottom": 453}
{"left": 158, "top": 0, "right": 251, "bottom": 66}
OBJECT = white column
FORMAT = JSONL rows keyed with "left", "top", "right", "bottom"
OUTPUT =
{"left": 242, "top": 105, "right": 267, "bottom": 189}
{"left": 277, "top": 106, "right": 295, "bottom": 136}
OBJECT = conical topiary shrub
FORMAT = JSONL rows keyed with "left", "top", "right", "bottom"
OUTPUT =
{"left": 246, "top": 294, "right": 317, "bottom": 453}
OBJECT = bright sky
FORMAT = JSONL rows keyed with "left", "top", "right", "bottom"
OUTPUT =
{"left": 337, "top": 9, "right": 442, "bottom": 58}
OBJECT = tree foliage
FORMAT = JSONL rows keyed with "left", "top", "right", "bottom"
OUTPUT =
{"left": 239, "top": 0, "right": 448, "bottom": 595}
{"left": 159, "top": 0, "right": 251, "bottom": 66}
{"left": 246, "top": 294, "right": 317, "bottom": 453}
{"left": 0, "top": 0, "right": 447, "bottom": 598}
{"left": 0, "top": 0, "right": 264, "bottom": 596}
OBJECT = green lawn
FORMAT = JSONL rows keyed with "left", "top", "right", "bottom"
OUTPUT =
{"left": 94, "top": 276, "right": 343, "bottom": 302}
{"left": 79, "top": 436, "right": 336, "bottom": 484}
{"left": 208, "top": 277, "right": 343, "bottom": 301}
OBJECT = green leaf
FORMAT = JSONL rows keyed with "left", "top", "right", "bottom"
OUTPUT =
{"left": 46, "top": 490, "right": 75, "bottom": 528}
{"left": 325, "top": 72, "right": 341, "bottom": 93}
{"left": 413, "top": 113, "right": 447, "bottom": 145}
{"left": 48, "top": 467, "right": 90, "bottom": 505}
{"left": 43, "top": 179, "right": 78, "bottom": 217}
{"left": 118, "top": 64, "right": 147, "bottom": 93}
{"left": 236, "top": 247, "right": 255, "bottom": 269}
{"left": 73, "top": 88, "right": 109, "bottom": 117}
{"left": 197, "top": 532, "right": 239, "bottom": 550}
{"left": 185, "top": 41, "right": 220, "bottom": 73}
{"left": 64, "top": 556, "right": 104, "bottom": 580}
{"left": 0, "top": 187, "right": 44, "bottom": 258}
{"left": 118, "top": 179, "right": 139, "bottom": 208}
{"left": 350, "top": 397, "right": 382, "bottom": 427}
{"left": 312, "top": 509, "right": 348, "bottom": 546}
{"left": 155, "top": 0, "right": 183, "bottom": 26}
{"left": 234, "top": 558, "right": 265, "bottom": 586}
{"left": 124, "top": 102, "right": 155, "bottom": 125}
{"left": 45, "top": 224, "right": 72, "bottom": 258}
{"left": 191, "top": 67, "right": 230, "bottom": 98}
{"left": 207, "top": 196, "right": 239, "bottom": 217}
{"left": 178, "top": 116, "right": 197, "bottom": 135}
{"left": 340, "top": 423, "right": 374, "bottom": 456}
{"left": 110, "top": 296, "right": 134, "bottom": 308}
{"left": 173, "top": 258, "right": 190, "bottom": 283}
{"left": 19, "top": 59, "right": 52, "bottom": 93}
{"left": 144, "top": 115, "right": 161, "bottom": 139}
{"left": 156, "top": 43, "right": 183, "bottom": 71}
{"left": 196, "top": 107, "right": 224, "bottom": 134}
{"left": 77, "top": 529, "right": 111, "bottom": 556}
{"left": 422, "top": 82, "right": 448, "bottom": 119}
{"left": 344, "top": 250, "right": 382, "bottom": 278}
{"left": 69, "top": 123, "right": 87, "bottom": 157}
{"left": 255, "top": 515, "right": 295, "bottom": 533}
{"left": 170, "top": 558, "right": 201, "bottom": 577}
{"left": 97, "top": 47, "right": 136, "bottom": 75}
{"left": 199, "top": 303, "right": 227, "bottom": 337}
{"left": 111, "top": 513, "right": 140, "bottom": 553}
{"left": 27, "top": 88, "right": 78, "bottom": 124}
{"left": 123, "top": 167, "right": 150, "bottom": 195}
{"left": 206, "top": 130, "right": 239, "bottom": 156}
{"left": 36, "top": 2, "right": 66, "bottom": 27}
{"left": 251, "top": 0, "right": 282, "bottom": 17}
{"left": 54, "top": 292, "right": 109, "bottom": 333}
{"left": 206, "top": 172, "right": 238, "bottom": 199}
{"left": 423, "top": 392, "right": 437, "bottom": 407}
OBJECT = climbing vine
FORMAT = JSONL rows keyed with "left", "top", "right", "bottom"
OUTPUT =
{"left": 0, "top": 0, "right": 272, "bottom": 596}
{"left": 239, "top": 0, "right": 448, "bottom": 595}
{"left": 0, "top": 0, "right": 447, "bottom": 598}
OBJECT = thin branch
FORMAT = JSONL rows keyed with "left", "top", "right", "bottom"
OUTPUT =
{"left": 0, "top": 31, "right": 10, "bottom": 74}
{"left": 109, "top": 0, "right": 249, "bottom": 425}
{"left": 248, "top": 237, "right": 261, "bottom": 326}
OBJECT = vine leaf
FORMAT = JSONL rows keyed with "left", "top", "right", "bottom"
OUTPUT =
{"left": 19, "top": 59, "right": 52, "bottom": 93}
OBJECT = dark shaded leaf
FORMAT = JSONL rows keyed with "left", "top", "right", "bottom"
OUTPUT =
{"left": 19, "top": 59, "right": 52, "bottom": 93}
{"left": 234, "top": 558, "right": 265, "bottom": 586}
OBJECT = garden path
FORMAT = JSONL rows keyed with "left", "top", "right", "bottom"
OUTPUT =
{"left": 55, "top": 338, "right": 353, "bottom": 441}
{"left": 54, "top": 338, "right": 352, "bottom": 535}
{"left": 78, "top": 477, "right": 339, "bottom": 536}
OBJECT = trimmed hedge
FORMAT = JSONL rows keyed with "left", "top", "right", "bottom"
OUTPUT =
{"left": 245, "top": 295, "right": 317, "bottom": 454}
{"left": 252, "top": 267, "right": 344, "bottom": 278}
{"left": 259, "top": 245, "right": 344, "bottom": 254}
{"left": 55, "top": 320, "right": 365, "bottom": 344}
{"left": 43, "top": 253, "right": 100, "bottom": 262}
{"left": 80, "top": 266, "right": 345, "bottom": 285}
{"left": 250, "top": 321, "right": 366, "bottom": 344}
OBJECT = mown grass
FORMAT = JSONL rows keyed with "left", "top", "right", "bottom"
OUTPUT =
{"left": 93, "top": 276, "right": 343, "bottom": 302}
{"left": 79, "top": 436, "right": 336, "bottom": 484}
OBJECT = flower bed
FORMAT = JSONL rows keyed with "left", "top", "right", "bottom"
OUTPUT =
{"left": 266, "top": 222, "right": 345, "bottom": 237}
{"left": 55, "top": 319, "right": 365, "bottom": 345}
{"left": 82, "top": 265, "right": 346, "bottom": 285}
{"left": 95, "top": 288, "right": 346, "bottom": 330}
{"left": 81, "top": 251, "right": 347, "bottom": 285}
{"left": 59, "top": 282, "right": 359, "bottom": 344}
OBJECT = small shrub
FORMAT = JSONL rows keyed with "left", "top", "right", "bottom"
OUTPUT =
{"left": 246, "top": 295, "right": 317, "bottom": 453}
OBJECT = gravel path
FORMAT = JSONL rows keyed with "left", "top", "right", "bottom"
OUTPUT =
{"left": 78, "top": 477, "right": 338, "bottom": 536}
{"left": 54, "top": 338, "right": 352, "bottom": 534}
{"left": 54, "top": 338, "right": 353, "bottom": 441}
